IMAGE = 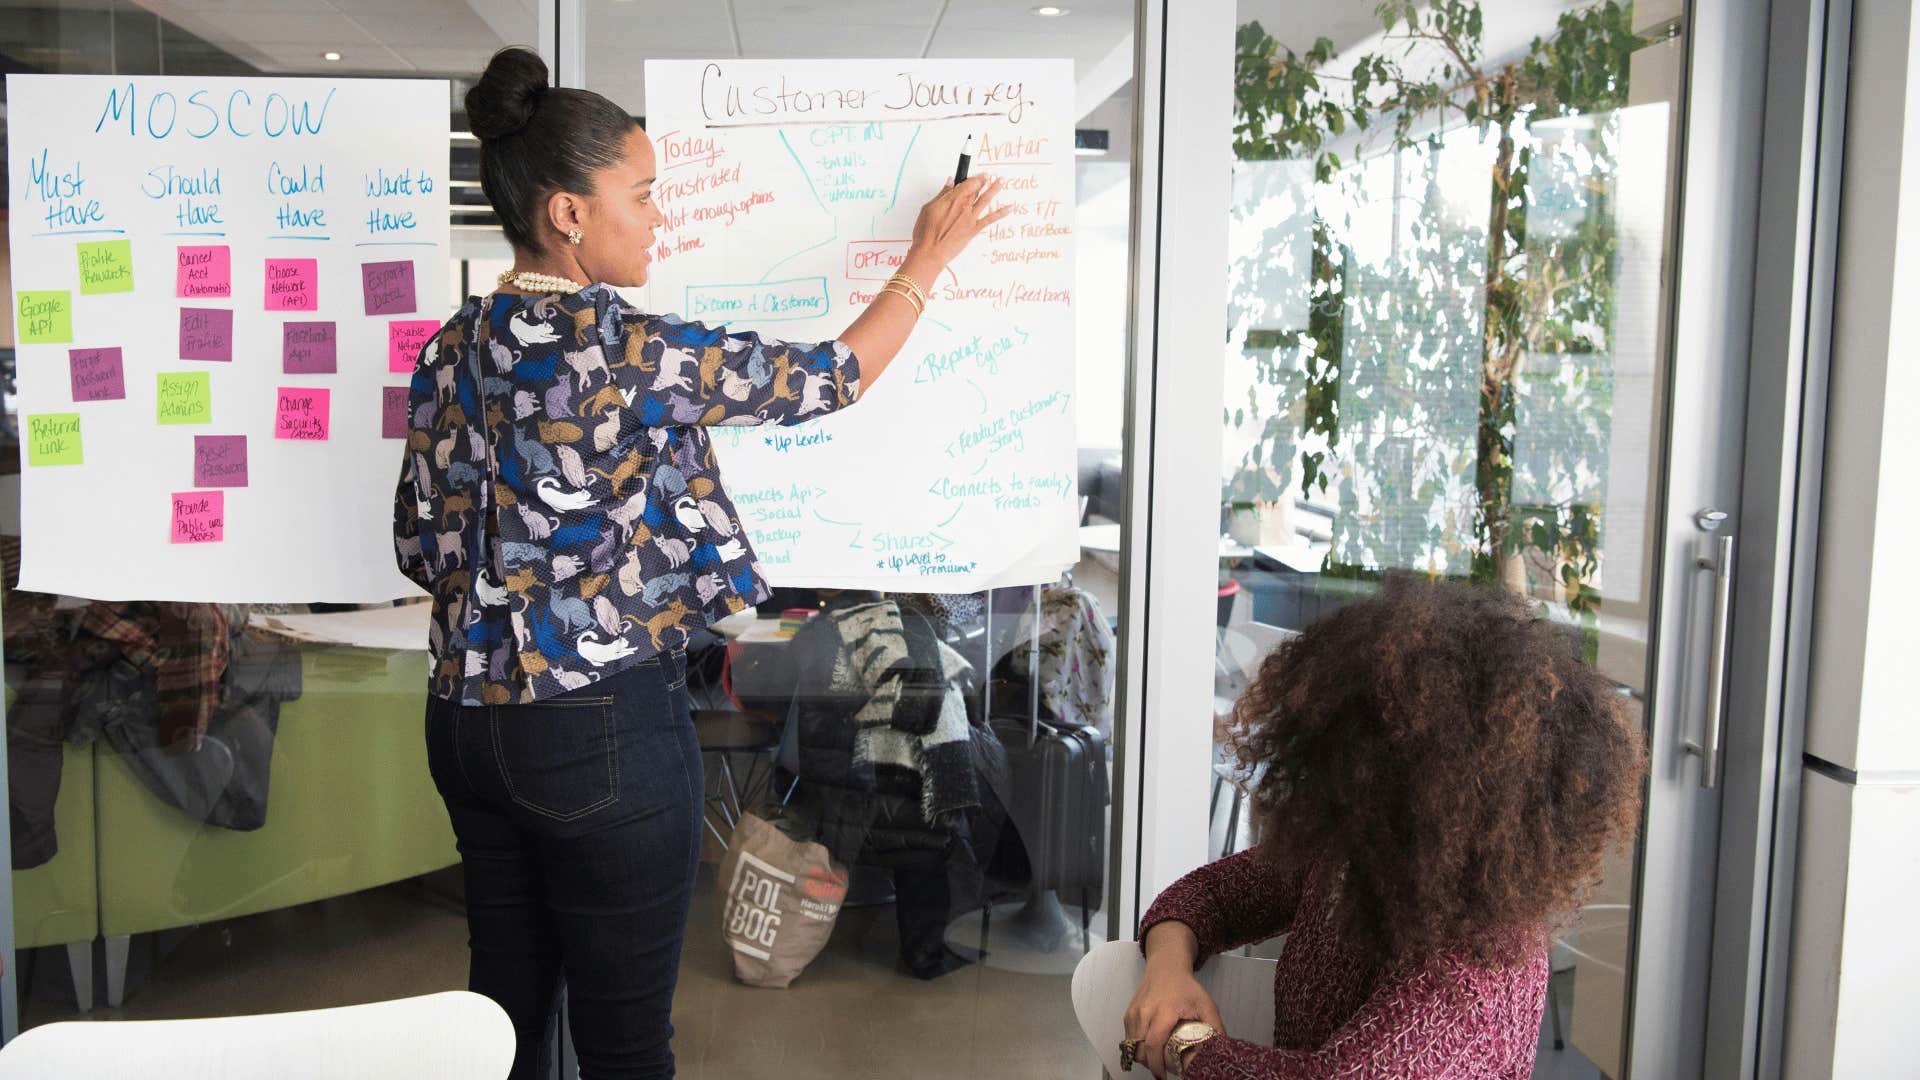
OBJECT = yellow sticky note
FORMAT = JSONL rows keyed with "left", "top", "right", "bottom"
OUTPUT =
{"left": 157, "top": 372, "right": 212, "bottom": 426}
{"left": 77, "top": 239, "right": 135, "bottom": 295}
{"left": 25, "top": 414, "right": 83, "bottom": 467}
{"left": 17, "top": 292, "right": 72, "bottom": 344}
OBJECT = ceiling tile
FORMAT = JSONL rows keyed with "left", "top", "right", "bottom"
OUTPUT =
{"left": 938, "top": 0, "right": 1132, "bottom": 30}
{"left": 347, "top": 11, "right": 505, "bottom": 48}
{"left": 731, "top": 0, "right": 941, "bottom": 27}
{"left": 173, "top": 11, "right": 377, "bottom": 47}
{"left": 735, "top": 19, "right": 926, "bottom": 58}
{"left": 162, "top": 0, "right": 327, "bottom": 13}
{"left": 397, "top": 45, "right": 509, "bottom": 74}
{"left": 261, "top": 45, "right": 415, "bottom": 73}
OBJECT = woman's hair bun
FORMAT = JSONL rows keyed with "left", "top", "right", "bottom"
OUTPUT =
{"left": 466, "top": 47, "right": 550, "bottom": 141}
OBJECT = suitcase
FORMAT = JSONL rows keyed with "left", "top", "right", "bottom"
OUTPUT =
{"left": 991, "top": 716, "right": 1108, "bottom": 913}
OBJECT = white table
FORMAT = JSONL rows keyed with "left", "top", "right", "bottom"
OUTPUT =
{"left": 248, "top": 603, "right": 430, "bottom": 651}
{"left": 1077, "top": 524, "right": 1253, "bottom": 561}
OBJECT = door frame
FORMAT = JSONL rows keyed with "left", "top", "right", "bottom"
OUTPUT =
{"left": 1110, "top": 0, "right": 1235, "bottom": 937}
{"left": 1703, "top": 0, "right": 1850, "bottom": 1076}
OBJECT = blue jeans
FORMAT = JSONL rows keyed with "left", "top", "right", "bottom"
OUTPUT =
{"left": 425, "top": 651, "right": 702, "bottom": 1080}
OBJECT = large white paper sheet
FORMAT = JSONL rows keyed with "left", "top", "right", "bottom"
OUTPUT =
{"left": 5, "top": 74, "right": 449, "bottom": 602}
{"left": 641, "top": 59, "right": 1080, "bottom": 592}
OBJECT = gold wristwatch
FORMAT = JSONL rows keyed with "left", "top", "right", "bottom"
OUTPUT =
{"left": 1165, "top": 1020, "right": 1218, "bottom": 1077}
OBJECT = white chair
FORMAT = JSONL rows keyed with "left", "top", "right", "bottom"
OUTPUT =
{"left": 0, "top": 990, "right": 514, "bottom": 1080}
{"left": 1071, "top": 939, "right": 1277, "bottom": 1076}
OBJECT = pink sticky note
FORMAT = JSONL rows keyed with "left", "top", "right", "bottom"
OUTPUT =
{"left": 179, "top": 308, "right": 234, "bottom": 362}
{"left": 69, "top": 347, "right": 126, "bottom": 402}
{"left": 282, "top": 321, "right": 337, "bottom": 374}
{"left": 362, "top": 260, "right": 418, "bottom": 316}
{"left": 170, "top": 491, "right": 225, "bottom": 544}
{"left": 382, "top": 386, "right": 411, "bottom": 439}
{"left": 176, "top": 246, "right": 231, "bottom": 299}
{"left": 388, "top": 319, "right": 440, "bottom": 373}
{"left": 275, "top": 387, "right": 330, "bottom": 441}
{"left": 193, "top": 435, "right": 248, "bottom": 488}
{"left": 264, "top": 258, "right": 318, "bottom": 311}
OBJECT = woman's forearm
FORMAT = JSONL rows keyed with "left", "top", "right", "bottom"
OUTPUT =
{"left": 835, "top": 250, "right": 944, "bottom": 390}
{"left": 1143, "top": 921, "right": 1202, "bottom": 971}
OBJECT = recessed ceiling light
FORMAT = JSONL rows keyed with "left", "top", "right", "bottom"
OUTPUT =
{"left": 1031, "top": 5, "right": 1069, "bottom": 15}
{"left": 322, "top": 51, "right": 342, "bottom": 61}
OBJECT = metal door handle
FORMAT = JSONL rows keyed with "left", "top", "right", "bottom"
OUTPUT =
{"left": 1684, "top": 509, "right": 1733, "bottom": 789}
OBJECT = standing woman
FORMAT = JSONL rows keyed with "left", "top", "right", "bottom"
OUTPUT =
{"left": 393, "top": 47, "right": 1008, "bottom": 1079}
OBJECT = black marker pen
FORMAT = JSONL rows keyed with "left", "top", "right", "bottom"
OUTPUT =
{"left": 954, "top": 134, "right": 974, "bottom": 184}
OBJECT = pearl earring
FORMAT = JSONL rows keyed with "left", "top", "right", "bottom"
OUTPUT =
{"left": 567, "top": 227, "right": 583, "bottom": 245}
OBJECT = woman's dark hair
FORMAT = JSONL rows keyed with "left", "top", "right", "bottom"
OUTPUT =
{"left": 465, "top": 48, "right": 637, "bottom": 252}
{"left": 1229, "top": 574, "right": 1646, "bottom": 970}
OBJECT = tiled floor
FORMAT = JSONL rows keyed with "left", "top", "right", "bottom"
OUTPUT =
{"left": 21, "top": 869, "right": 1606, "bottom": 1079}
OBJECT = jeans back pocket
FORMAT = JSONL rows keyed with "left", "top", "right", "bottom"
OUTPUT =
{"left": 490, "top": 697, "right": 619, "bottom": 822}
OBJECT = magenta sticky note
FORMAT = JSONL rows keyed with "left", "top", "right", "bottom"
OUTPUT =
{"left": 362, "top": 261, "right": 418, "bottom": 316}
{"left": 69, "top": 347, "right": 126, "bottom": 402}
{"left": 282, "top": 321, "right": 337, "bottom": 374}
{"left": 176, "top": 246, "right": 231, "bottom": 299}
{"left": 388, "top": 319, "right": 440, "bottom": 373}
{"left": 193, "top": 435, "right": 248, "bottom": 488}
{"left": 275, "top": 387, "right": 330, "bottom": 441}
{"left": 180, "top": 307, "right": 234, "bottom": 362}
{"left": 170, "top": 491, "right": 225, "bottom": 544}
{"left": 264, "top": 258, "right": 319, "bottom": 311}
{"left": 382, "top": 386, "right": 411, "bottom": 439}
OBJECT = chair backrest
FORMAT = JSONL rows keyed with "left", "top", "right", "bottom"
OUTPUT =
{"left": 0, "top": 990, "right": 514, "bottom": 1080}
{"left": 1071, "top": 939, "right": 1278, "bottom": 1077}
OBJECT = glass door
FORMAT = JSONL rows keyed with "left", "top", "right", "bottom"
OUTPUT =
{"left": 1131, "top": 0, "right": 1782, "bottom": 1075}
{"left": 569, "top": 3, "right": 1143, "bottom": 1076}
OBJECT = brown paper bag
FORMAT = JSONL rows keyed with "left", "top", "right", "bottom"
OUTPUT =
{"left": 719, "top": 813, "right": 849, "bottom": 988}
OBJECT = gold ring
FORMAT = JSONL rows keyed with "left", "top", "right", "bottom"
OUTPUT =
{"left": 1119, "top": 1038, "right": 1143, "bottom": 1071}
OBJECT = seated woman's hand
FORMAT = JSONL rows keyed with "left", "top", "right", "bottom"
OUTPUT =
{"left": 1125, "top": 934, "right": 1226, "bottom": 1078}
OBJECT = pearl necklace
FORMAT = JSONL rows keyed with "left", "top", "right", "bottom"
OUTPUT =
{"left": 497, "top": 269, "right": 586, "bottom": 294}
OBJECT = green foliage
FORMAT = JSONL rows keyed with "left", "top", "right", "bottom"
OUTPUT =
{"left": 1225, "top": 1, "right": 1640, "bottom": 616}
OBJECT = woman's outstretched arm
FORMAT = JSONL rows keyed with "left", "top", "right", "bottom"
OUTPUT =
{"left": 836, "top": 175, "right": 1011, "bottom": 388}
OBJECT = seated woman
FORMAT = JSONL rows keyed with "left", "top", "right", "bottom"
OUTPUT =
{"left": 1123, "top": 576, "right": 1646, "bottom": 1078}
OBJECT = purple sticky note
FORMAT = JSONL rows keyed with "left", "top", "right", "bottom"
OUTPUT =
{"left": 69, "top": 347, "right": 126, "bottom": 402}
{"left": 282, "top": 321, "right": 338, "bottom": 374}
{"left": 193, "top": 435, "right": 249, "bottom": 488}
{"left": 382, "top": 386, "right": 411, "bottom": 439}
{"left": 388, "top": 319, "right": 441, "bottom": 374}
{"left": 180, "top": 307, "right": 234, "bottom": 362}
{"left": 264, "top": 258, "right": 318, "bottom": 311}
{"left": 176, "top": 246, "right": 231, "bottom": 299}
{"left": 362, "top": 260, "right": 418, "bottom": 316}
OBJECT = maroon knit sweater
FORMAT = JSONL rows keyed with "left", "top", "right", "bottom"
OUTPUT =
{"left": 1139, "top": 848, "right": 1548, "bottom": 1078}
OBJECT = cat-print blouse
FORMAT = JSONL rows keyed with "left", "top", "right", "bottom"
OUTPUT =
{"left": 393, "top": 284, "right": 861, "bottom": 705}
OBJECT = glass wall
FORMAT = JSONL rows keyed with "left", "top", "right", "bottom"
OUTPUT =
{"left": 2, "top": 3, "right": 1131, "bottom": 1078}
{"left": 1211, "top": 2, "right": 1686, "bottom": 1077}
{"left": 1, "top": 0, "right": 536, "bottom": 1032}
{"left": 571, "top": 2, "right": 1134, "bottom": 1075}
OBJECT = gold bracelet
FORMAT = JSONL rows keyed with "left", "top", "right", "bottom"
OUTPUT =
{"left": 888, "top": 271, "right": 929, "bottom": 307}
{"left": 878, "top": 281, "right": 925, "bottom": 314}
{"left": 878, "top": 283, "right": 924, "bottom": 316}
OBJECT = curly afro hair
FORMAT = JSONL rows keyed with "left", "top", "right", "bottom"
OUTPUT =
{"left": 1228, "top": 574, "right": 1646, "bottom": 969}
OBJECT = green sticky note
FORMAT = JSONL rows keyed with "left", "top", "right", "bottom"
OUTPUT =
{"left": 25, "top": 413, "right": 84, "bottom": 467}
{"left": 157, "top": 372, "right": 212, "bottom": 426}
{"left": 17, "top": 291, "right": 73, "bottom": 344}
{"left": 77, "top": 239, "right": 135, "bottom": 295}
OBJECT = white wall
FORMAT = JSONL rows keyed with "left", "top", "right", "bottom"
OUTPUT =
{"left": 1786, "top": 774, "right": 1920, "bottom": 1077}
{"left": 1787, "top": 0, "right": 1920, "bottom": 1073}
